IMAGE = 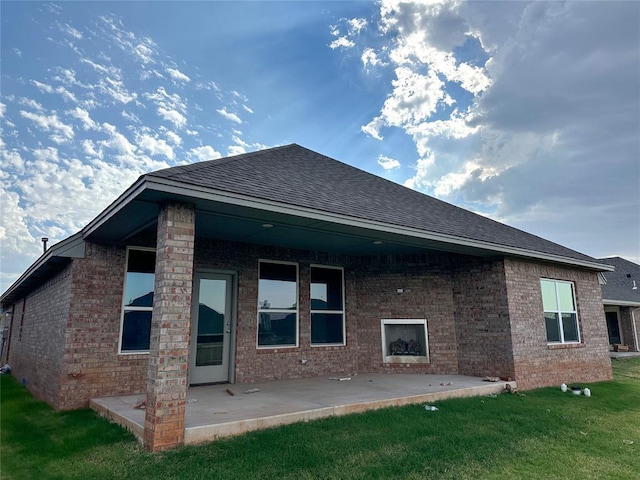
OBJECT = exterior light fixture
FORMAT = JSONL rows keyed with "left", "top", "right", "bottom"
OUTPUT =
{"left": 262, "top": 224, "right": 274, "bottom": 228}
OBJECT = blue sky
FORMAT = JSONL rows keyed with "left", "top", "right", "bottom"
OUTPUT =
{"left": 1, "top": 1, "right": 639, "bottom": 294}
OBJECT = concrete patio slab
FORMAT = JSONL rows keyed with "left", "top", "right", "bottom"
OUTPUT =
{"left": 90, "top": 374, "right": 513, "bottom": 445}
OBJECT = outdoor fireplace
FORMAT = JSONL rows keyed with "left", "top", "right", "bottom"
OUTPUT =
{"left": 381, "top": 319, "right": 429, "bottom": 364}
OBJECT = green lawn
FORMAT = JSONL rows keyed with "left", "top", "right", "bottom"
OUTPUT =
{"left": 2, "top": 359, "right": 639, "bottom": 480}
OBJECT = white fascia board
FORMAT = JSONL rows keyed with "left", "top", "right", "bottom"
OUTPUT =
{"left": 603, "top": 299, "right": 640, "bottom": 307}
{"left": 132, "top": 177, "right": 611, "bottom": 272}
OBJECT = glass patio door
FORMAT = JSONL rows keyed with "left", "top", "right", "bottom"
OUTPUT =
{"left": 189, "top": 273, "right": 233, "bottom": 384}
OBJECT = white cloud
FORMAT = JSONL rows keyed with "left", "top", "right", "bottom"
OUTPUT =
{"left": 361, "top": 116, "right": 385, "bottom": 140}
{"left": 329, "top": 36, "right": 355, "bottom": 50}
{"left": 99, "top": 122, "right": 136, "bottom": 156}
{"left": 68, "top": 107, "right": 97, "bottom": 130}
{"left": 82, "top": 139, "right": 103, "bottom": 159}
{"left": 158, "top": 106, "right": 187, "bottom": 128}
{"left": 163, "top": 129, "right": 182, "bottom": 146}
{"left": 20, "top": 110, "right": 74, "bottom": 142}
{"left": 143, "top": 87, "right": 188, "bottom": 128}
{"left": 31, "top": 80, "right": 54, "bottom": 94}
{"left": 121, "top": 110, "right": 141, "bottom": 123}
{"left": 19, "top": 98, "right": 44, "bottom": 111}
{"left": 403, "top": 151, "right": 436, "bottom": 191}
{"left": 2, "top": 148, "right": 25, "bottom": 173}
{"left": 362, "top": 48, "right": 382, "bottom": 68}
{"left": 98, "top": 76, "right": 137, "bottom": 104}
{"left": 377, "top": 155, "right": 401, "bottom": 170}
{"left": 137, "top": 133, "right": 174, "bottom": 160}
{"left": 62, "top": 23, "right": 83, "bottom": 39}
{"left": 227, "top": 145, "right": 246, "bottom": 156}
{"left": 134, "top": 42, "right": 155, "bottom": 64}
{"left": 189, "top": 145, "right": 221, "bottom": 162}
{"left": 348, "top": 18, "right": 367, "bottom": 35}
{"left": 217, "top": 108, "right": 242, "bottom": 124}
{"left": 166, "top": 67, "right": 191, "bottom": 83}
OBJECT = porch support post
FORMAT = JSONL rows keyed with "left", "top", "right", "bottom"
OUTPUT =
{"left": 143, "top": 201, "right": 195, "bottom": 451}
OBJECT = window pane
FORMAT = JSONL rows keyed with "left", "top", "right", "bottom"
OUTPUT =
{"left": 562, "top": 313, "right": 579, "bottom": 342}
{"left": 545, "top": 312, "right": 561, "bottom": 342}
{"left": 258, "top": 312, "right": 297, "bottom": 346}
{"left": 311, "top": 313, "right": 344, "bottom": 344}
{"left": 259, "top": 263, "right": 297, "bottom": 310}
{"left": 127, "top": 249, "right": 156, "bottom": 273}
{"left": 540, "top": 280, "right": 557, "bottom": 311}
{"left": 121, "top": 310, "right": 152, "bottom": 351}
{"left": 124, "top": 272, "right": 155, "bottom": 307}
{"left": 311, "top": 267, "right": 343, "bottom": 311}
{"left": 557, "top": 283, "right": 575, "bottom": 311}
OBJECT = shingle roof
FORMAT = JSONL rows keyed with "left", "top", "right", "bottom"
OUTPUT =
{"left": 600, "top": 257, "right": 640, "bottom": 304}
{"left": 149, "top": 144, "right": 598, "bottom": 265}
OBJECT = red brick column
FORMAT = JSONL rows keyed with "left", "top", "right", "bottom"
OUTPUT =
{"left": 143, "top": 202, "right": 195, "bottom": 451}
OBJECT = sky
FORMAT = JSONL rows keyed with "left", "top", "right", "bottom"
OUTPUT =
{"left": 1, "top": 0, "right": 639, "bottom": 294}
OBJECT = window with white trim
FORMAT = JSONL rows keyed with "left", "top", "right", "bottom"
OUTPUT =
{"left": 540, "top": 279, "right": 580, "bottom": 344}
{"left": 120, "top": 248, "right": 155, "bottom": 353}
{"left": 257, "top": 261, "right": 298, "bottom": 347}
{"left": 310, "top": 266, "right": 345, "bottom": 345}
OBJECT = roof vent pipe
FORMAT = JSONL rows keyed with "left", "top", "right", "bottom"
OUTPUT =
{"left": 41, "top": 237, "right": 48, "bottom": 253}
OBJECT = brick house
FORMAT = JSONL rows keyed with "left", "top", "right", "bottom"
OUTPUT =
{"left": 0, "top": 144, "right": 613, "bottom": 451}
{"left": 599, "top": 257, "right": 640, "bottom": 352}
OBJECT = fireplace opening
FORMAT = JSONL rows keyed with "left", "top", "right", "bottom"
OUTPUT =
{"left": 381, "top": 319, "right": 429, "bottom": 364}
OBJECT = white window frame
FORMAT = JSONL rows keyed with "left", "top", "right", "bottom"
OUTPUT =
{"left": 118, "top": 247, "right": 156, "bottom": 355}
{"left": 256, "top": 260, "right": 299, "bottom": 349}
{"left": 541, "top": 278, "right": 580, "bottom": 345}
{"left": 310, "top": 265, "right": 346, "bottom": 347}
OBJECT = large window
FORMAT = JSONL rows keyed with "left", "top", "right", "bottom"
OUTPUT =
{"left": 311, "top": 266, "right": 345, "bottom": 345}
{"left": 540, "top": 279, "right": 580, "bottom": 344}
{"left": 120, "top": 248, "right": 156, "bottom": 353}
{"left": 257, "top": 261, "right": 298, "bottom": 347}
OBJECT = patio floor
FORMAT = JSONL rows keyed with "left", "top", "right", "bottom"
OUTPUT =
{"left": 90, "top": 373, "right": 513, "bottom": 445}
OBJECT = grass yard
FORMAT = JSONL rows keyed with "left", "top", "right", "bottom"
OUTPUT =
{"left": 2, "top": 358, "right": 639, "bottom": 480}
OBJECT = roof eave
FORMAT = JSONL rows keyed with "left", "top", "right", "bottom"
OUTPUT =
{"left": 138, "top": 176, "right": 611, "bottom": 272}
{"left": 82, "top": 176, "right": 149, "bottom": 238}
{"left": 603, "top": 299, "right": 640, "bottom": 307}
{"left": 0, "top": 232, "right": 86, "bottom": 306}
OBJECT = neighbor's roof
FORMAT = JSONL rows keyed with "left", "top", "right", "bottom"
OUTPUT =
{"left": 600, "top": 257, "right": 640, "bottom": 306}
{"left": 148, "top": 144, "right": 601, "bottom": 266}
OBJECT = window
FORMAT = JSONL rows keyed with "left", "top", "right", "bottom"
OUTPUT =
{"left": 311, "top": 266, "right": 345, "bottom": 345}
{"left": 120, "top": 248, "right": 156, "bottom": 353}
{"left": 540, "top": 279, "right": 580, "bottom": 344}
{"left": 257, "top": 261, "right": 298, "bottom": 347}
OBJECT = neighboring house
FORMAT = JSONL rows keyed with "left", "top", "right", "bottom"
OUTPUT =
{"left": 0, "top": 144, "right": 613, "bottom": 451}
{"left": 599, "top": 257, "right": 640, "bottom": 352}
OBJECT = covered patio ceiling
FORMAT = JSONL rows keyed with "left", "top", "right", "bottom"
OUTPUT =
{"left": 85, "top": 186, "right": 500, "bottom": 258}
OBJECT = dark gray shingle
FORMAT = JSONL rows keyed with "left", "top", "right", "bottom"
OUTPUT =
{"left": 600, "top": 257, "right": 640, "bottom": 303}
{"left": 150, "top": 144, "right": 598, "bottom": 263}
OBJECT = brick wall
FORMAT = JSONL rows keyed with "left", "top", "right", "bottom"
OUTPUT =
{"left": 452, "top": 258, "right": 515, "bottom": 379}
{"left": 59, "top": 243, "right": 148, "bottom": 410}
{"left": 350, "top": 255, "right": 459, "bottom": 375}
{"left": 144, "top": 202, "right": 195, "bottom": 451}
{"left": 504, "top": 259, "right": 612, "bottom": 390}
{"left": 6, "top": 231, "right": 615, "bottom": 413}
{"left": 194, "top": 241, "right": 461, "bottom": 382}
{"left": 5, "top": 263, "right": 72, "bottom": 408}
